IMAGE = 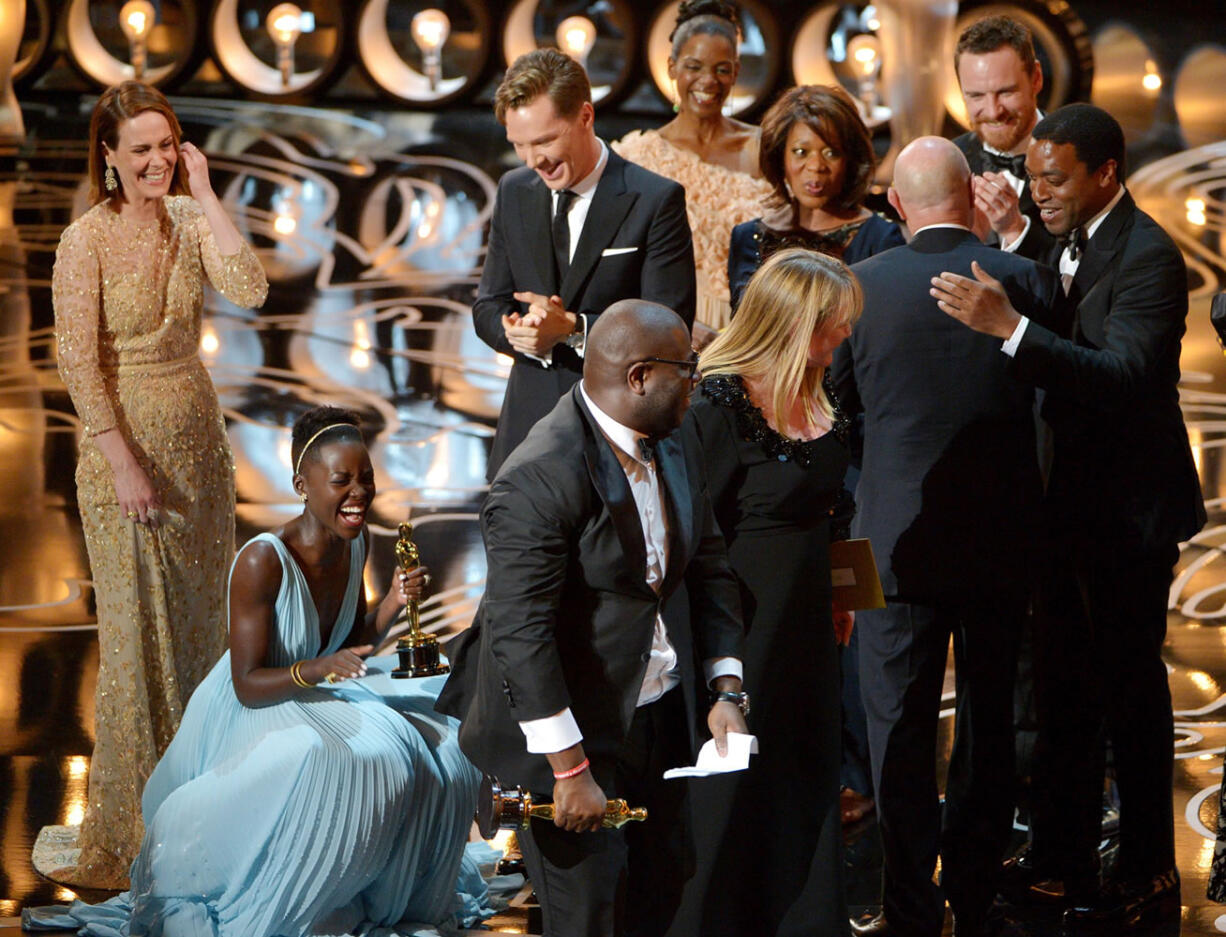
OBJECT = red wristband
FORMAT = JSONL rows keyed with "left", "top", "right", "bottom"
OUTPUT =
{"left": 553, "top": 758, "right": 590, "bottom": 780}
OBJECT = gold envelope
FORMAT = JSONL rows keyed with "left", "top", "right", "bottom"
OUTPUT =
{"left": 829, "top": 538, "right": 886, "bottom": 611}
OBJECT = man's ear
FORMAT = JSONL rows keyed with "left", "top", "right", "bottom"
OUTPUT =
{"left": 626, "top": 360, "right": 650, "bottom": 396}
{"left": 887, "top": 186, "right": 905, "bottom": 222}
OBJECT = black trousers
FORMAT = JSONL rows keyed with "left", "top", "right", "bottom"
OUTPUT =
{"left": 859, "top": 598, "right": 1023, "bottom": 937}
{"left": 518, "top": 688, "right": 692, "bottom": 937}
{"left": 1029, "top": 545, "right": 1178, "bottom": 884}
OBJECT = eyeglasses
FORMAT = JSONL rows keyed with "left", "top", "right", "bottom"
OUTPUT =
{"left": 640, "top": 353, "right": 700, "bottom": 381}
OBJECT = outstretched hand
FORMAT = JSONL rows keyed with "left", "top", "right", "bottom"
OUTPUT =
{"left": 930, "top": 261, "right": 1021, "bottom": 339}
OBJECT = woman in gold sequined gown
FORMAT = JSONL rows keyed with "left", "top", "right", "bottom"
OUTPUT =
{"left": 49, "top": 81, "right": 268, "bottom": 888}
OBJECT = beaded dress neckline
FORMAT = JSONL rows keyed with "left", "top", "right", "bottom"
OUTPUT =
{"left": 699, "top": 373, "right": 849, "bottom": 466}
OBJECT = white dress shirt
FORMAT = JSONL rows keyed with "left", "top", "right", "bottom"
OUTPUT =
{"left": 525, "top": 140, "right": 610, "bottom": 369}
{"left": 517, "top": 382, "right": 743, "bottom": 755}
{"left": 1000, "top": 185, "right": 1127, "bottom": 357}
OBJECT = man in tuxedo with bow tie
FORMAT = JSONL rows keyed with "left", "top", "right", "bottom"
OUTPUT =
{"left": 932, "top": 103, "right": 1205, "bottom": 927}
{"left": 474, "top": 49, "right": 696, "bottom": 481}
{"left": 438, "top": 299, "right": 746, "bottom": 937}
{"left": 952, "top": 15, "right": 1054, "bottom": 261}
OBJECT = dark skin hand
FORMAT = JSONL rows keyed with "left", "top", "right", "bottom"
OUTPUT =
{"left": 228, "top": 529, "right": 427, "bottom": 707}
{"left": 229, "top": 437, "right": 427, "bottom": 707}
{"left": 547, "top": 675, "right": 748, "bottom": 832}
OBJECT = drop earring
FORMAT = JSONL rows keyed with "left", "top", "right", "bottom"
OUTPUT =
{"left": 671, "top": 79, "right": 680, "bottom": 114}
{"left": 104, "top": 165, "right": 117, "bottom": 192}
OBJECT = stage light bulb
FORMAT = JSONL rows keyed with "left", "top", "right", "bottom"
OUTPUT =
{"left": 1187, "top": 197, "right": 1207, "bottom": 226}
{"left": 267, "top": 3, "right": 304, "bottom": 46}
{"left": 863, "top": 4, "right": 881, "bottom": 31}
{"left": 119, "top": 0, "right": 155, "bottom": 41}
{"left": 411, "top": 9, "right": 451, "bottom": 54}
{"left": 1142, "top": 60, "right": 1162, "bottom": 92}
{"left": 557, "top": 16, "right": 597, "bottom": 64}
{"left": 200, "top": 325, "right": 220, "bottom": 355}
{"left": 848, "top": 35, "right": 882, "bottom": 79}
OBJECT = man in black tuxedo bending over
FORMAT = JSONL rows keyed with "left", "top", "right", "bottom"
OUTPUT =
{"left": 475, "top": 49, "right": 696, "bottom": 480}
{"left": 438, "top": 300, "right": 746, "bottom": 937}
{"left": 933, "top": 103, "right": 1205, "bottom": 927}
{"left": 831, "top": 137, "right": 1060, "bottom": 937}
{"left": 953, "top": 15, "right": 1055, "bottom": 261}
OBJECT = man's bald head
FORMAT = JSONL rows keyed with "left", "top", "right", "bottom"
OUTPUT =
{"left": 888, "top": 137, "right": 975, "bottom": 229}
{"left": 583, "top": 299, "right": 695, "bottom": 439}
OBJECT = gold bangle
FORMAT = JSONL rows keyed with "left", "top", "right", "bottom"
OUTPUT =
{"left": 290, "top": 660, "right": 311, "bottom": 688}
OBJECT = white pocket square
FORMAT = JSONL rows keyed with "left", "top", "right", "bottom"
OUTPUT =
{"left": 601, "top": 246, "right": 639, "bottom": 257}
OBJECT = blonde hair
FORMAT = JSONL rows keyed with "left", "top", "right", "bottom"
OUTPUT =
{"left": 701, "top": 248, "right": 862, "bottom": 427}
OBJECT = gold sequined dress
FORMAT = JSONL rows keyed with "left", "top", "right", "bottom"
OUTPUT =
{"left": 51, "top": 194, "right": 268, "bottom": 887}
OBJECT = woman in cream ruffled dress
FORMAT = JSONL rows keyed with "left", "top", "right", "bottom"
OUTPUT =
{"left": 613, "top": 0, "right": 771, "bottom": 332}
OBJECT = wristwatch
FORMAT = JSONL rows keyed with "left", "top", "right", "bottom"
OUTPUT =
{"left": 710, "top": 689, "right": 750, "bottom": 716}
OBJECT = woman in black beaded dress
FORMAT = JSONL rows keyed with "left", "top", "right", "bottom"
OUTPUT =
{"left": 670, "top": 248, "right": 862, "bottom": 937}
{"left": 728, "top": 84, "right": 903, "bottom": 312}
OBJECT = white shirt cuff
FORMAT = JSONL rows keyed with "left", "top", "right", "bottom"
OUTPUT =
{"left": 703, "top": 657, "right": 743, "bottom": 686}
{"left": 1001, "top": 316, "right": 1031, "bottom": 357}
{"left": 999, "top": 216, "right": 1031, "bottom": 254}
{"left": 519, "top": 708, "right": 583, "bottom": 754}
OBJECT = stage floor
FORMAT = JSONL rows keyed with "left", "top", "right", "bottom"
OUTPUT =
{"left": 0, "top": 96, "right": 1224, "bottom": 935}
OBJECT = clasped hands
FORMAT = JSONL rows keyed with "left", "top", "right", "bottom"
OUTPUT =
{"left": 503, "top": 291, "right": 576, "bottom": 358}
{"left": 973, "top": 171, "right": 1026, "bottom": 248}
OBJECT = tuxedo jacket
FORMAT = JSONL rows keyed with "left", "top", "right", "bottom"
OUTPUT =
{"left": 474, "top": 149, "right": 697, "bottom": 480}
{"left": 954, "top": 131, "right": 1056, "bottom": 262}
{"left": 1010, "top": 192, "right": 1205, "bottom": 555}
{"left": 830, "top": 228, "right": 1061, "bottom": 604}
{"left": 436, "top": 386, "right": 743, "bottom": 794}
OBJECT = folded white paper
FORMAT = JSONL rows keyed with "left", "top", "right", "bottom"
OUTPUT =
{"left": 663, "top": 732, "right": 758, "bottom": 779}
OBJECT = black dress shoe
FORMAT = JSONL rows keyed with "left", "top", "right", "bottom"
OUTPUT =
{"left": 1063, "top": 868, "right": 1180, "bottom": 927}
{"left": 849, "top": 910, "right": 895, "bottom": 936}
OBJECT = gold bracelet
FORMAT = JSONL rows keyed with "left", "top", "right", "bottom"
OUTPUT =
{"left": 290, "top": 660, "right": 311, "bottom": 688}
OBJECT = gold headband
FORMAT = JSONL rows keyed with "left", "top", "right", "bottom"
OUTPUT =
{"left": 293, "top": 423, "right": 355, "bottom": 476}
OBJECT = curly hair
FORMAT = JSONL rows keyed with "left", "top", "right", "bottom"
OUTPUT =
{"left": 758, "top": 85, "right": 875, "bottom": 215}
{"left": 291, "top": 406, "right": 364, "bottom": 477}
{"left": 669, "top": 0, "right": 741, "bottom": 58}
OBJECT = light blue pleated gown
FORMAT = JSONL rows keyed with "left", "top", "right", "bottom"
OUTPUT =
{"left": 29, "top": 532, "right": 490, "bottom": 937}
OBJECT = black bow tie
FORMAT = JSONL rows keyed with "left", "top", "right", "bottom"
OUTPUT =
{"left": 637, "top": 437, "right": 656, "bottom": 464}
{"left": 1062, "top": 227, "right": 1086, "bottom": 262}
{"left": 983, "top": 150, "right": 1027, "bottom": 178}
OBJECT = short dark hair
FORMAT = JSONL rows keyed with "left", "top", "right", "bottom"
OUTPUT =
{"left": 955, "top": 15, "right": 1037, "bottom": 74}
{"left": 1032, "top": 103, "right": 1127, "bottom": 180}
{"left": 669, "top": 0, "right": 741, "bottom": 59}
{"left": 758, "top": 85, "right": 874, "bottom": 215}
{"left": 494, "top": 49, "right": 591, "bottom": 124}
{"left": 291, "top": 406, "right": 363, "bottom": 476}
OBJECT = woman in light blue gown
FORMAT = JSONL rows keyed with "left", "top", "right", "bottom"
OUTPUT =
{"left": 27, "top": 406, "right": 491, "bottom": 936}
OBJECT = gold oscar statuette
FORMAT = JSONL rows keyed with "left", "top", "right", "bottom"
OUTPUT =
{"left": 476, "top": 776, "right": 647, "bottom": 837}
{"left": 390, "top": 519, "right": 450, "bottom": 678}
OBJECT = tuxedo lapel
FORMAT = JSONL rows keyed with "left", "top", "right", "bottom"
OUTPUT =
{"left": 1073, "top": 194, "right": 1132, "bottom": 297}
{"left": 524, "top": 175, "right": 559, "bottom": 295}
{"left": 655, "top": 434, "right": 694, "bottom": 596}
{"left": 561, "top": 151, "right": 637, "bottom": 306}
{"left": 576, "top": 393, "right": 651, "bottom": 593}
